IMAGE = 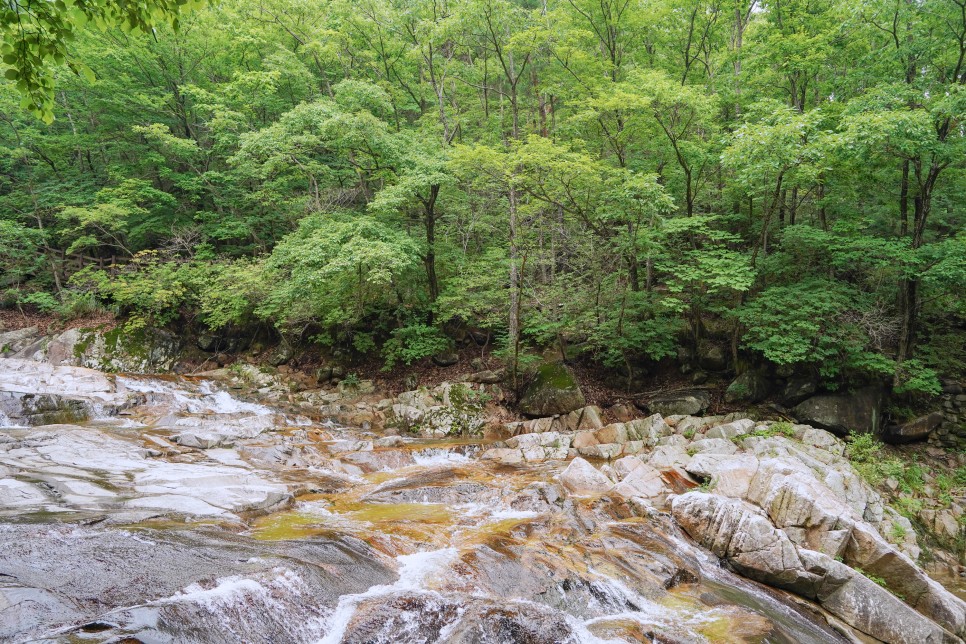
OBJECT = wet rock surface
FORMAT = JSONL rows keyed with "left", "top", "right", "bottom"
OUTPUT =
{"left": 0, "top": 358, "right": 962, "bottom": 643}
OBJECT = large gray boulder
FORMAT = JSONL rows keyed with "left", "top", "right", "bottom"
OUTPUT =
{"left": 625, "top": 413, "right": 673, "bottom": 445}
{"left": 882, "top": 412, "right": 944, "bottom": 444}
{"left": 518, "top": 363, "right": 585, "bottom": 417}
{"left": 780, "top": 376, "right": 818, "bottom": 406}
{"left": 792, "top": 387, "right": 884, "bottom": 435}
{"left": 557, "top": 457, "right": 611, "bottom": 495}
{"left": 643, "top": 389, "right": 711, "bottom": 417}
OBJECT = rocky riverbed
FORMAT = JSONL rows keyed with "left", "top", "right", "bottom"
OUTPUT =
{"left": 1, "top": 354, "right": 965, "bottom": 642}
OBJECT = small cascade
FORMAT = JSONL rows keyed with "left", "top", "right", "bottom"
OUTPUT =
{"left": 318, "top": 548, "right": 458, "bottom": 644}
{"left": 411, "top": 447, "right": 474, "bottom": 466}
{"left": 118, "top": 375, "right": 274, "bottom": 416}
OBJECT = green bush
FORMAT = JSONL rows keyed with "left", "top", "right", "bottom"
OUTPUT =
{"left": 70, "top": 252, "right": 201, "bottom": 330}
{"left": 382, "top": 323, "right": 452, "bottom": 370}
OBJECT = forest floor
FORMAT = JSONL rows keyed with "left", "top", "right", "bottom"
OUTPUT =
{"left": 0, "top": 308, "right": 115, "bottom": 336}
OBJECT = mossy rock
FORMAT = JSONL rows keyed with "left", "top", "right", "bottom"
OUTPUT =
{"left": 518, "top": 362, "right": 585, "bottom": 417}
{"left": 47, "top": 326, "right": 183, "bottom": 373}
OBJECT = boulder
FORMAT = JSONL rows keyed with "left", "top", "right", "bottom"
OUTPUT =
{"left": 480, "top": 448, "right": 524, "bottom": 465}
{"left": 643, "top": 390, "right": 711, "bottom": 417}
{"left": 465, "top": 370, "right": 503, "bottom": 384}
{"left": 577, "top": 444, "right": 623, "bottom": 460}
{"left": 657, "top": 434, "right": 688, "bottom": 447}
{"left": 674, "top": 416, "right": 708, "bottom": 437}
{"left": 518, "top": 363, "right": 585, "bottom": 417}
{"left": 608, "top": 404, "right": 637, "bottom": 422}
{"left": 557, "top": 457, "right": 611, "bottom": 495}
{"left": 882, "top": 412, "right": 944, "bottom": 444}
{"left": 611, "top": 463, "right": 668, "bottom": 504}
{"left": 44, "top": 327, "right": 183, "bottom": 373}
{"left": 625, "top": 414, "right": 673, "bottom": 445}
{"left": 672, "top": 493, "right": 817, "bottom": 594}
{"left": 0, "top": 326, "right": 43, "bottom": 358}
{"left": 780, "top": 377, "right": 818, "bottom": 407}
{"left": 0, "top": 393, "right": 92, "bottom": 426}
{"left": 623, "top": 440, "right": 645, "bottom": 454}
{"left": 844, "top": 522, "right": 966, "bottom": 637}
{"left": 724, "top": 371, "right": 772, "bottom": 404}
{"left": 745, "top": 458, "right": 858, "bottom": 558}
{"left": 506, "top": 416, "right": 557, "bottom": 436}
{"left": 685, "top": 453, "right": 759, "bottom": 498}
{"left": 432, "top": 351, "right": 459, "bottom": 367}
{"left": 268, "top": 341, "right": 294, "bottom": 366}
{"left": 613, "top": 456, "right": 647, "bottom": 479}
{"left": 389, "top": 383, "right": 488, "bottom": 437}
{"left": 647, "top": 445, "right": 691, "bottom": 470}
{"left": 687, "top": 438, "right": 738, "bottom": 456}
{"left": 337, "top": 379, "right": 376, "bottom": 396}
{"left": 706, "top": 419, "right": 755, "bottom": 440}
{"left": 594, "top": 423, "right": 628, "bottom": 445}
{"left": 792, "top": 387, "right": 884, "bottom": 436}
{"left": 506, "top": 431, "right": 571, "bottom": 450}
{"left": 562, "top": 406, "right": 603, "bottom": 431}
{"left": 498, "top": 431, "right": 571, "bottom": 462}
{"left": 196, "top": 334, "right": 222, "bottom": 352}
{"left": 820, "top": 568, "right": 957, "bottom": 644}
{"left": 572, "top": 430, "right": 598, "bottom": 449}
{"left": 698, "top": 345, "right": 728, "bottom": 371}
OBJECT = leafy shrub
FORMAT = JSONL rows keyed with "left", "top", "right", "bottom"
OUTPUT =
{"left": 197, "top": 259, "right": 268, "bottom": 331}
{"left": 70, "top": 252, "right": 201, "bottom": 329}
{"left": 382, "top": 323, "right": 452, "bottom": 370}
{"left": 846, "top": 431, "right": 890, "bottom": 485}
{"left": 18, "top": 291, "right": 59, "bottom": 313}
{"left": 735, "top": 279, "right": 888, "bottom": 380}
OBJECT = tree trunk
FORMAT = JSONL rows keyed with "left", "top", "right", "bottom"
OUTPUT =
{"left": 896, "top": 162, "right": 940, "bottom": 362}
{"left": 899, "top": 160, "right": 910, "bottom": 236}
{"left": 508, "top": 183, "right": 521, "bottom": 393}
{"left": 423, "top": 184, "right": 440, "bottom": 304}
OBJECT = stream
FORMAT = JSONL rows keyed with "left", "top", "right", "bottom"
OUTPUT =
{"left": 0, "top": 364, "right": 854, "bottom": 643}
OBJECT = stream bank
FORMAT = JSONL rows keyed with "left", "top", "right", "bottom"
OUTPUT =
{"left": 2, "top": 324, "right": 966, "bottom": 642}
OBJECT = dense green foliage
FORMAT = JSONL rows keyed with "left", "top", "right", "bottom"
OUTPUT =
{"left": 1, "top": 0, "right": 964, "bottom": 392}
{"left": 1, "top": 0, "right": 204, "bottom": 121}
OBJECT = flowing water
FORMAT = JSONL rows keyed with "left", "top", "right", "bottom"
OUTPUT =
{"left": 0, "top": 364, "right": 852, "bottom": 643}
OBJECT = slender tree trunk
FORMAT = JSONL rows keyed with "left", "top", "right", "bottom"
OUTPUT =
{"left": 508, "top": 183, "right": 521, "bottom": 393}
{"left": 778, "top": 189, "right": 786, "bottom": 227}
{"left": 899, "top": 160, "right": 910, "bottom": 236}
{"left": 896, "top": 163, "right": 940, "bottom": 362}
{"left": 423, "top": 185, "right": 440, "bottom": 304}
{"left": 817, "top": 183, "right": 827, "bottom": 232}
{"left": 897, "top": 278, "right": 918, "bottom": 363}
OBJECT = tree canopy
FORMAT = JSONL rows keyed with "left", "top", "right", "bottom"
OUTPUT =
{"left": 1, "top": 0, "right": 964, "bottom": 394}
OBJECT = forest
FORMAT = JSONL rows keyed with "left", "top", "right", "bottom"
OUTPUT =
{"left": 1, "top": 0, "right": 964, "bottom": 399}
